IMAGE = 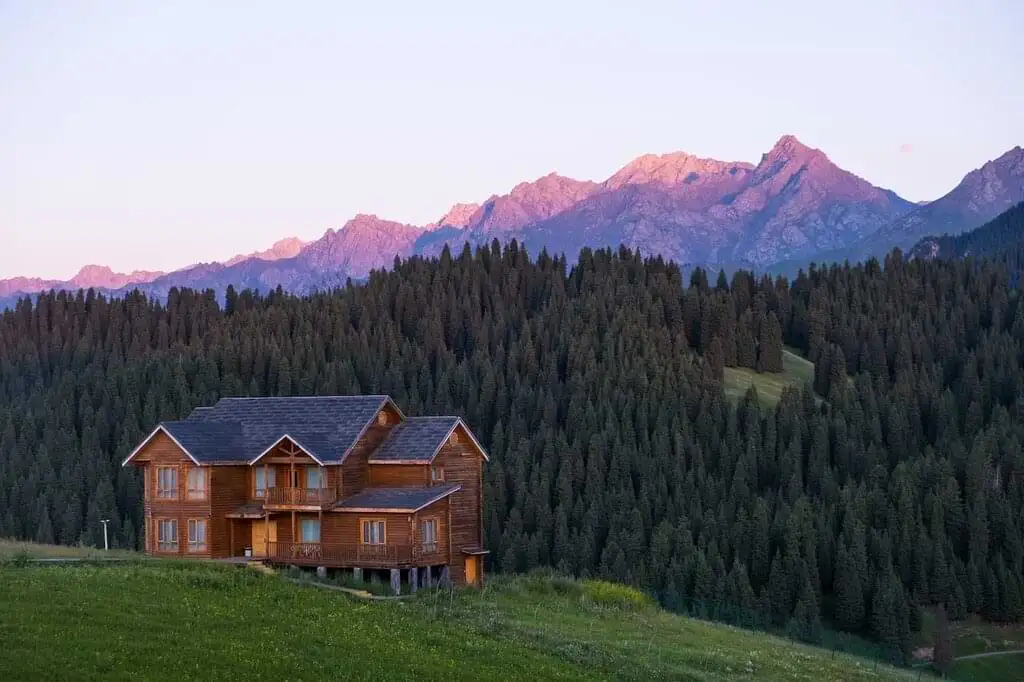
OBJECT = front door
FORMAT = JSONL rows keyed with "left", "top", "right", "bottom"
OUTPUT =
{"left": 465, "top": 555, "right": 479, "bottom": 585}
{"left": 251, "top": 520, "right": 277, "bottom": 558}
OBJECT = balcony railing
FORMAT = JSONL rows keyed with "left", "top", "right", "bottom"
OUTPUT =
{"left": 265, "top": 541, "right": 446, "bottom": 567}
{"left": 263, "top": 486, "right": 338, "bottom": 507}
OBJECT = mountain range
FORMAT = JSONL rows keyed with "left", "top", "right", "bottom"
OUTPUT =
{"left": 3, "top": 135, "right": 1023, "bottom": 308}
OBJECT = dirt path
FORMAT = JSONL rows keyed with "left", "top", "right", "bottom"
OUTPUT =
{"left": 954, "top": 649, "right": 1024, "bottom": 661}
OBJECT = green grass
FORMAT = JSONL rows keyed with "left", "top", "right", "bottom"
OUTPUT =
{"left": 0, "top": 537, "right": 139, "bottom": 560}
{"left": 723, "top": 348, "right": 816, "bottom": 406}
{"left": 0, "top": 561, "right": 917, "bottom": 681}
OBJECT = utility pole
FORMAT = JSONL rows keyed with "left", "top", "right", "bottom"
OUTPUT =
{"left": 100, "top": 519, "right": 110, "bottom": 551}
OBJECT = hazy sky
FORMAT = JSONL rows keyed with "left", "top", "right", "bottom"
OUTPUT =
{"left": 2, "top": 0, "right": 1022, "bottom": 279}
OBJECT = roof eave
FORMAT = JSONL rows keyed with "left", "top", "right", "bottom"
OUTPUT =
{"left": 121, "top": 425, "right": 203, "bottom": 467}
{"left": 248, "top": 434, "right": 325, "bottom": 466}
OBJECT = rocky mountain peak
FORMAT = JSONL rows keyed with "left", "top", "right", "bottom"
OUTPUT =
{"left": 606, "top": 151, "right": 753, "bottom": 189}
{"left": 430, "top": 202, "right": 482, "bottom": 229}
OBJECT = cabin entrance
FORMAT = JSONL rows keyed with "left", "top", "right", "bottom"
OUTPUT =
{"left": 251, "top": 519, "right": 277, "bottom": 558}
{"left": 465, "top": 555, "right": 479, "bottom": 585}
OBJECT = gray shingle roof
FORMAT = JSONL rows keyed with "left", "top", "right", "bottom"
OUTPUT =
{"left": 334, "top": 484, "right": 461, "bottom": 512}
{"left": 154, "top": 395, "right": 395, "bottom": 465}
{"left": 161, "top": 421, "right": 246, "bottom": 464}
{"left": 367, "top": 416, "right": 460, "bottom": 463}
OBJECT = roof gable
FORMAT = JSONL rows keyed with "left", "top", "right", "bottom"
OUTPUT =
{"left": 368, "top": 417, "right": 489, "bottom": 464}
{"left": 123, "top": 395, "right": 404, "bottom": 466}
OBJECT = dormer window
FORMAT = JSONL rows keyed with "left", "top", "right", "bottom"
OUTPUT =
{"left": 377, "top": 412, "right": 388, "bottom": 426}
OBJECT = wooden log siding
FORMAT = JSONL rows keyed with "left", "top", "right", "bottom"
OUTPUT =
{"left": 132, "top": 431, "right": 213, "bottom": 557}
{"left": 210, "top": 466, "right": 249, "bottom": 557}
{"left": 433, "top": 428, "right": 485, "bottom": 584}
{"left": 368, "top": 463, "right": 429, "bottom": 487}
{"left": 341, "top": 403, "right": 402, "bottom": 497}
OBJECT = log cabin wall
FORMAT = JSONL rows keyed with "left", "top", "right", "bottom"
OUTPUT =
{"left": 368, "top": 463, "right": 429, "bottom": 487}
{"left": 132, "top": 431, "right": 213, "bottom": 557}
{"left": 341, "top": 403, "right": 403, "bottom": 497}
{"left": 432, "top": 424, "right": 485, "bottom": 583}
{"left": 209, "top": 466, "right": 249, "bottom": 557}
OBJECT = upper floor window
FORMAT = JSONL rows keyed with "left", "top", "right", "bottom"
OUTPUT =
{"left": 187, "top": 519, "right": 207, "bottom": 552}
{"left": 305, "top": 466, "right": 324, "bottom": 490}
{"left": 431, "top": 466, "right": 445, "bottom": 483}
{"left": 361, "top": 519, "right": 386, "bottom": 545}
{"left": 450, "top": 431, "right": 460, "bottom": 445}
{"left": 157, "top": 519, "right": 178, "bottom": 551}
{"left": 186, "top": 468, "right": 207, "bottom": 500}
{"left": 156, "top": 467, "right": 177, "bottom": 499}
{"left": 420, "top": 518, "right": 438, "bottom": 551}
{"left": 255, "top": 467, "right": 276, "bottom": 497}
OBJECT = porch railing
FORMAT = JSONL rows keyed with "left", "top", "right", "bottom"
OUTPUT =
{"left": 263, "top": 486, "right": 338, "bottom": 507}
{"left": 265, "top": 541, "right": 446, "bottom": 567}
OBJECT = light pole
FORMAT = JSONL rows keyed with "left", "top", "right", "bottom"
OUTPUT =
{"left": 100, "top": 519, "right": 110, "bottom": 551}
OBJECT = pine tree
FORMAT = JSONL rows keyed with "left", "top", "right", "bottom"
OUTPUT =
{"left": 933, "top": 603, "right": 954, "bottom": 677}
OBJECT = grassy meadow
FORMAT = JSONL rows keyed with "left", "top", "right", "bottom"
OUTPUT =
{"left": 0, "top": 560, "right": 918, "bottom": 681}
{"left": 722, "top": 347, "right": 816, "bottom": 406}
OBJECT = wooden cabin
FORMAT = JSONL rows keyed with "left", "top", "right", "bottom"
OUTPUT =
{"left": 122, "top": 396, "right": 489, "bottom": 589}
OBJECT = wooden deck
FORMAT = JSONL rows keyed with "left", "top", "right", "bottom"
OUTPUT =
{"left": 265, "top": 541, "right": 446, "bottom": 568}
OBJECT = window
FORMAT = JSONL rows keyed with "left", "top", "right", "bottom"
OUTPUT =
{"left": 376, "top": 411, "right": 388, "bottom": 425}
{"left": 186, "top": 468, "right": 207, "bottom": 500}
{"left": 157, "top": 519, "right": 178, "bottom": 551}
{"left": 156, "top": 467, "right": 177, "bottom": 499}
{"left": 361, "top": 519, "right": 386, "bottom": 545}
{"left": 450, "top": 431, "right": 460, "bottom": 445}
{"left": 255, "top": 467, "right": 276, "bottom": 497}
{"left": 305, "top": 466, "right": 324, "bottom": 489}
{"left": 187, "top": 519, "right": 207, "bottom": 552}
{"left": 420, "top": 518, "right": 438, "bottom": 551}
{"left": 300, "top": 518, "right": 321, "bottom": 543}
{"left": 431, "top": 466, "right": 445, "bottom": 483}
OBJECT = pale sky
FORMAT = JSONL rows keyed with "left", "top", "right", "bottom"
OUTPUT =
{"left": 2, "top": 0, "right": 1022, "bottom": 279}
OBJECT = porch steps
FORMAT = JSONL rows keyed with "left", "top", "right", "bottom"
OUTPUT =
{"left": 247, "top": 560, "right": 276, "bottom": 576}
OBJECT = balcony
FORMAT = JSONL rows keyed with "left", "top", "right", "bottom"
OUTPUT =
{"left": 265, "top": 541, "right": 446, "bottom": 568}
{"left": 262, "top": 486, "right": 338, "bottom": 509}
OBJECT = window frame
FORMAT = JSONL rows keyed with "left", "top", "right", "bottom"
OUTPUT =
{"left": 305, "top": 465, "right": 324, "bottom": 490}
{"left": 420, "top": 516, "right": 439, "bottom": 551}
{"left": 157, "top": 518, "right": 178, "bottom": 552}
{"left": 186, "top": 467, "right": 208, "bottom": 500}
{"left": 360, "top": 518, "right": 387, "bottom": 545}
{"left": 430, "top": 466, "right": 445, "bottom": 483}
{"left": 187, "top": 518, "right": 207, "bottom": 553}
{"left": 254, "top": 467, "right": 276, "bottom": 498}
{"left": 299, "top": 518, "right": 321, "bottom": 544}
{"left": 156, "top": 466, "right": 178, "bottom": 500}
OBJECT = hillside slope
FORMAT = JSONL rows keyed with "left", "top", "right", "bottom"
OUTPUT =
{"left": 0, "top": 562, "right": 914, "bottom": 681}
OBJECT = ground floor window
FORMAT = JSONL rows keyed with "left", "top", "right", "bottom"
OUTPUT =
{"left": 187, "top": 519, "right": 207, "bottom": 552}
{"left": 157, "top": 519, "right": 178, "bottom": 551}
{"left": 300, "top": 518, "right": 320, "bottom": 543}
{"left": 361, "top": 519, "right": 386, "bottom": 545}
{"left": 420, "top": 518, "right": 438, "bottom": 551}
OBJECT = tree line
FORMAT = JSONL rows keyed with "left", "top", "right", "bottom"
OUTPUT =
{"left": 1, "top": 234, "right": 1022, "bottom": 664}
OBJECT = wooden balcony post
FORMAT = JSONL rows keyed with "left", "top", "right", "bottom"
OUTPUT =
{"left": 409, "top": 566, "right": 419, "bottom": 593}
{"left": 390, "top": 568, "right": 401, "bottom": 596}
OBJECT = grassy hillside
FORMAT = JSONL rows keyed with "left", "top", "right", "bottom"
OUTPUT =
{"left": 722, "top": 348, "right": 816, "bottom": 406}
{"left": 0, "top": 561, "right": 916, "bottom": 681}
{"left": 0, "top": 538, "right": 138, "bottom": 560}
